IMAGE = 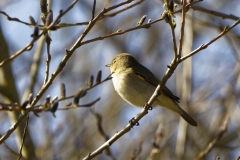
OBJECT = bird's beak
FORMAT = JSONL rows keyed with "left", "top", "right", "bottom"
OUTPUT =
{"left": 105, "top": 64, "right": 110, "bottom": 67}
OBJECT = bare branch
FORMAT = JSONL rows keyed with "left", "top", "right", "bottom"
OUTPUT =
{"left": 192, "top": 6, "right": 239, "bottom": 21}
{"left": 90, "top": 108, "right": 115, "bottom": 160}
{"left": 91, "top": 0, "right": 96, "bottom": 20}
{"left": 177, "top": 0, "right": 187, "bottom": 58}
{"left": 195, "top": 114, "right": 229, "bottom": 160}
{"left": 180, "top": 19, "right": 240, "bottom": 62}
{"left": 17, "top": 114, "right": 29, "bottom": 160}
{"left": 0, "top": 0, "right": 79, "bottom": 67}
{"left": 0, "top": 11, "right": 32, "bottom": 26}
{"left": 3, "top": 142, "right": 27, "bottom": 160}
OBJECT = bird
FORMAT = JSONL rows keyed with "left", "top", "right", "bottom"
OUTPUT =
{"left": 106, "top": 53, "right": 197, "bottom": 126}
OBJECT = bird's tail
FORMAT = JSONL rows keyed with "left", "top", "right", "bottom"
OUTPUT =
{"left": 157, "top": 95, "right": 197, "bottom": 126}
{"left": 176, "top": 105, "right": 197, "bottom": 126}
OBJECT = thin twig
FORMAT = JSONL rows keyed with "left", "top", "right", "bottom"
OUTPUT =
{"left": 0, "top": 114, "right": 27, "bottom": 144}
{"left": 44, "top": 36, "right": 51, "bottom": 84}
{"left": 22, "top": 36, "right": 45, "bottom": 101}
{"left": 0, "top": 0, "right": 135, "bottom": 145}
{"left": 224, "top": 34, "right": 240, "bottom": 63}
{"left": 0, "top": 0, "right": 144, "bottom": 31}
{"left": 0, "top": 74, "right": 111, "bottom": 112}
{"left": 169, "top": 23, "right": 178, "bottom": 59}
{"left": 57, "top": 97, "right": 100, "bottom": 110}
{"left": 195, "top": 114, "right": 229, "bottom": 160}
{"left": 192, "top": 6, "right": 239, "bottom": 21}
{"left": 90, "top": 108, "right": 115, "bottom": 160}
{"left": 17, "top": 114, "right": 29, "bottom": 160}
{"left": 0, "top": 0, "right": 79, "bottom": 67}
{"left": 0, "top": 0, "right": 79, "bottom": 144}
{"left": 148, "top": 124, "right": 163, "bottom": 159}
{"left": 177, "top": 0, "right": 186, "bottom": 58}
{"left": 131, "top": 141, "right": 143, "bottom": 160}
{"left": 91, "top": 0, "right": 96, "bottom": 20}
{"left": 104, "top": 0, "right": 134, "bottom": 12}
{"left": 0, "top": 11, "right": 32, "bottom": 26}
{"left": 180, "top": 19, "right": 240, "bottom": 62}
{"left": 100, "top": 0, "right": 144, "bottom": 20}
{"left": 54, "top": 74, "right": 111, "bottom": 103}
{"left": 81, "top": 17, "right": 163, "bottom": 46}
{"left": 0, "top": 38, "right": 38, "bottom": 67}
{"left": 0, "top": 0, "right": 200, "bottom": 67}
{"left": 3, "top": 142, "right": 27, "bottom": 160}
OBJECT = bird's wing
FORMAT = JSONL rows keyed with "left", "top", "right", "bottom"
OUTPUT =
{"left": 132, "top": 65, "right": 180, "bottom": 103}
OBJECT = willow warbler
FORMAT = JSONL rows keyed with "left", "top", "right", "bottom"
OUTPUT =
{"left": 106, "top": 53, "right": 197, "bottom": 126}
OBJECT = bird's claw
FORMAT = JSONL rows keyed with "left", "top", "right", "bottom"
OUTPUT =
{"left": 129, "top": 117, "right": 139, "bottom": 126}
{"left": 144, "top": 102, "right": 152, "bottom": 110}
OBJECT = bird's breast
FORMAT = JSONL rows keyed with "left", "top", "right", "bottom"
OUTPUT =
{"left": 112, "top": 71, "right": 156, "bottom": 107}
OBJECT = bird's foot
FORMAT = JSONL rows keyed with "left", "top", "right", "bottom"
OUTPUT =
{"left": 129, "top": 117, "right": 139, "bottom": 126}
{"left": 144, "top": 102, "right": 152, "bottom": 110}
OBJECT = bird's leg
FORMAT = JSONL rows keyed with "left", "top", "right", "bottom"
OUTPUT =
{"left": 129, "top": 117, "right": 139, "bottom": 126}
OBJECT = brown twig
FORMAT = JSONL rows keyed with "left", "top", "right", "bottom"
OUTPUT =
{"left": 44, "top": 36, "right": 52, "bottom": 84}
{"left": 0, "top": 0, "right": 79, "bottom": 67}
{"left": 180, "top": 19, "right": 240, "bottom": 62}
{"left": 226, "top": 36, "right": 240, "bottom": 63}
{"left": 90, "top": 108, "right": 115, "bottom": 160}
{"left": 17, "top": 114, "right": 29, "bottom": 160}
{"left": 130, "top": 140, "right": 143, "bottom": 160}
{"left": 0, "top": 38, "right": 37, "bottom": 67}
{"left": 191, "top": 6, "right": 239, "bottom": 21}
{"left": 0, "top": 74, "right": 111, "bottom": 112}
{"left": 0, "top": 0, "right": 201, "bottom": 67}
{"left": 81, "top": 17, "right": 163, "bottom": 46}
{"left": 82, "top": 105, "right": 149, "bottom": 159}
{"left": 56, "top": 97, "right": 100, "bottom": 110}
{"left": 100, "top": 0, "right": 144, "bottom": 20}
{"left": 195, "top": 114, "right": 229, "bottom": 160}
{"left": 0, "top": 0, "right": 136, "bottom": 144}
{"left": 91, "top": 0, "right": 96, "bottom": 20}
{"left": 177, "top": 0, "right": 187, "bottom": 58}
{"left": 147, "top": 124, "right": 163, "bottom": 159}
{"left": 169, "top": 23, "right": 178, "bottom": 59}
{"left": 3, "top": 142, "right": 27, "bottom": 160}
{"left": 0, "top": 0, "right": 79, "bottom": 145}
{"left": 0, "top": 11, "right": 32, "bottom": 26}
{"left": 0, "top": 0, "right": 144, "bottom": 31}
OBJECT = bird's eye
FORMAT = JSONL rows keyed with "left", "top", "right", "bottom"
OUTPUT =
{"left": 113, "top": 60, "right": 116, "bottom": 64}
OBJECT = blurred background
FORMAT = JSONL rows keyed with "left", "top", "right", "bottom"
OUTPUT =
{"left": 0, "top": 0, "right": 240, "bottom": 159}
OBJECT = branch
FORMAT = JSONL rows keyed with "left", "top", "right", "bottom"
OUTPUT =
{"left": 0, "top": 11, "right": 32, "bottom": 26}
{"left": 195, "top": 114, "right": 229, "bottom": 160}
{"left": 0, "top": 0, "right": 79, "bottom": 67}
{"left": 192, "top": 6, "right": 239, "bottom": 21}
{"left": 180, "top": 19, "right": 240, "bottom": 62}
{"left": 17, "top": 114, "right": 29, "bottom": 160}
{"left": 177, "top": 0, "right": 187, "bottom": 58}
{"left": 170, "top": 23, "right": 178, "bottom": 59}
{"left": 3, "top": 142, "right": 27, "bottom": 160}
{"left": 100, "top": 0, "right": 144, "bottom": 20}
{"left": 44, "top": 35, "right": 52, "bottom": 84}
{"left": 0, "top": 73, "right": 111, "bottom": 112}
{"left": 90, "top": 108, "right": 115, "bottom": 160}
{"left": 0, "top": 114, "right": 27, "bottom": 144}
{"left": 81, "top": 17, "right": 163, "bottom": 46}
{"left": 0, "top": 0, "right": 80, "bottom": 144}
